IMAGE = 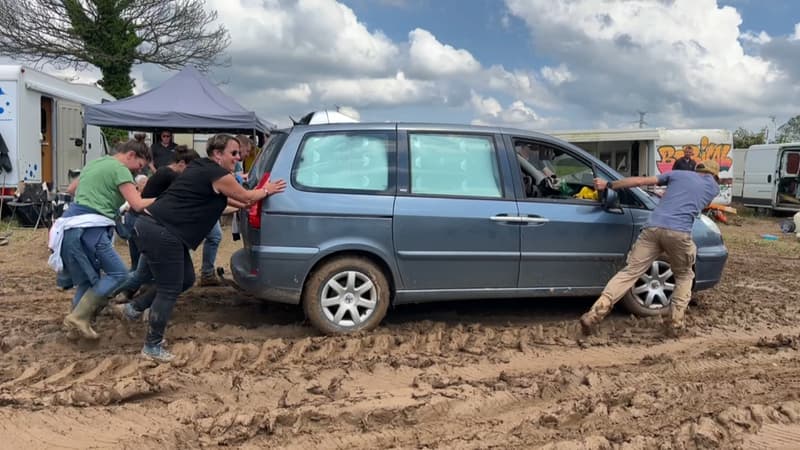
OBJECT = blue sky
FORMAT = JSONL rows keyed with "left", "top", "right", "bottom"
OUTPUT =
{"left": 5, "top": 0, "right": 800, "bottom": 132}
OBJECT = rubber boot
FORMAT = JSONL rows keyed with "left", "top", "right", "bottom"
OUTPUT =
{"left": 63, "top": 289, "right": 107, "bottom": 340}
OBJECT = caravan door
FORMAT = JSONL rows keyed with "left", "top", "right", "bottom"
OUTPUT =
{"left": 55, "top": 101, "right": 84, "bottom": 191}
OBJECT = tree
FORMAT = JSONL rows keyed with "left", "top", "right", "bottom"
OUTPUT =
{"left": 733, "top": 126, "right": 766, "bottom": 149}
{"left": 0, "top": 0, "right": 230, "bottom": 99}
{"left": 777, "top": 115, "right": 800, "bottom": 143}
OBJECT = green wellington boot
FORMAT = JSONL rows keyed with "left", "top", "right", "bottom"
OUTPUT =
{"left": 63, "top": 289, "right": 107, "bottom": 340}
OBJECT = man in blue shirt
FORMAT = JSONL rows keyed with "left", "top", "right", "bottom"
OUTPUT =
{"left": 580, "top": 160, "right": 721, "bottom": 337}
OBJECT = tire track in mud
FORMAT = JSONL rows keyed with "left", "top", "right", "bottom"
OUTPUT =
{"left": 258, "top": 334, "right": 800, "bottom": 449}
{"left": 4, "top": 326, "right": 798, "bottom": 448}
{"left": 1, "top": 321, "right": 796, "bottom": 404}
{"left": 3, "top": 220, "right": 800, "bottom": 448}
{"left": 744, "top": 424, "right": 800, "bottom": 449}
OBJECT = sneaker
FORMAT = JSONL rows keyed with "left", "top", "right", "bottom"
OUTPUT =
{"left": 141, "top": 343, "right": 175, "bottom": 363}
{"left": 112, "top": 303, "right": 142, "bottom": 322}
{"left": 198, "top": 273, "right": 223, "bottom": 287}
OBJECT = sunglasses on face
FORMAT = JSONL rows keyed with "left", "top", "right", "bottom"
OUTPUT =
{"left": 161, "top": 134, "right": 171, "bottom": 138}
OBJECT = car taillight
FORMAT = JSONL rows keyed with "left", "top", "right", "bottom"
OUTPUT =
{"left": 248, "top": 171, "right": 270, "bottom": 229}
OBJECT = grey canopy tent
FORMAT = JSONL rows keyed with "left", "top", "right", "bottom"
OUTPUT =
{"left": 85, "top": 66, "right": 273, "bottom": 133}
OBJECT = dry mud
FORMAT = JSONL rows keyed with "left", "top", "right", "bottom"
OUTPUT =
{"left": 1, "top": 215, "right": 799, "bottom": 449}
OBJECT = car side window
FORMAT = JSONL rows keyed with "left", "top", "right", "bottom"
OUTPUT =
{"left": 515, "top": 140, "right": 602, "bottom": 202}
{"left": 294, "top": 131, "right": 391, "bottom": 192}
{"left": 409, "top": 133, "right": 503, "bottom": 198}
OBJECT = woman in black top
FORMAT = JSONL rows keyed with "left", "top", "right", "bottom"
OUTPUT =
{"left": 135, "top": 134, "right": 286, "bottom": 362}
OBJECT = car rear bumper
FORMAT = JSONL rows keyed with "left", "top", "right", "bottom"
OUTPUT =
{"left": 694, "top": 244, "right": 728, "bottom": 291}
{"left": 230, "top": 249, "right": 303, "bottom": 305}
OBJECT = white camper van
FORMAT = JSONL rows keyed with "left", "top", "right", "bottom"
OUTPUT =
{"left": 739, "top": 143, "right": 800, "bottom": 213}
{"left": 0, "top": 65, "right": 113, "bottom": 199}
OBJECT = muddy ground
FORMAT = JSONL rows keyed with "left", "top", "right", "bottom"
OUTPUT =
{"left": 0, "top": 214, "right": 799, "bottom": 449}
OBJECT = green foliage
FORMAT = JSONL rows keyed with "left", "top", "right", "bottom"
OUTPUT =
{"left": 777, "top": 115, "right": 800, "bottom": 144}
{"left": 64, "top": 0, "right": 140, "bottom": 98}
{"left": 733, "top": 126, "right": 766, "bottom": 149}
{"left": 101, "top": 127, "right": 129, "bottom": 150}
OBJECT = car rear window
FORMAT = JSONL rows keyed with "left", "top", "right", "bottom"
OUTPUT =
{"left": 293, "top": 131, "right": 393, "bottom": 192}
{"left": 245, "top": 131, "right": 288, "bottom": 189}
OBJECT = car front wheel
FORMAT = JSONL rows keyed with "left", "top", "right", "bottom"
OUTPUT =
{"left": 621, "top": 260, "right": 675, "bottom": 316}
{"left": 302, "top": 256, "right": 390, "bottom": 335}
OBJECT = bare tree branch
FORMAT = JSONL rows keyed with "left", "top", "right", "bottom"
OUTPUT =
{"left": 0, "top": 0, "right": 230, "bottom": 97}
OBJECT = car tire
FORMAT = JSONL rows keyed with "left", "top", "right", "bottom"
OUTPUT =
{"left": 302, "top": 256, "right": 390, "bottom": 335}
{"left": 621, "top": 260, "right": 675, "bottom": 317}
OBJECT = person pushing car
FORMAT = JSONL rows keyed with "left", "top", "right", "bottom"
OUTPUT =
{"left": 579, "top": 160, "right": 721, "bottom": 337}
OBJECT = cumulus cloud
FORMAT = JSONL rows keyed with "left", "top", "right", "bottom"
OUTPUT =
{"left": 483, "top": 65, "right": 559, "bottom": 109}
{"left": 740, "top": 30, "right": 772, "bottom": 44}
{"left": 470, "top": 91, "right": 556, "bottom": 130}
{"left": 792, "top": 23, "right": 800, "bottom": 41}
{"left": 314, "top": 72, "right": 438, "bottom": 107}
{"left": 407, "top": 28, "right": 481, "bottom": 78}
{"left": 208, "top": 0, "right": 399, "bottom": 78}
{"left": 470, "top": 90, "right": 502, "bottom": 117}
{"left": 540, "top": 64, "right": 576, "bottom": 86}
{"left": 504, "top": 0, "right": 793, "bottom": 125}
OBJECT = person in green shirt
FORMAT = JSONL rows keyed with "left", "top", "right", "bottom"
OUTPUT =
{"left": 62, "top": 139, "right": 155, "bottom": 339}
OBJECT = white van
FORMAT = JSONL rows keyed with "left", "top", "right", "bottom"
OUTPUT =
{"left": 740, "top": 143, "right": 800, "bottom": 213}
{"left": 0, "top": 65, "right": 113, "bottom": 199}
{"left": 732, "top": 148, "right": 747, "bottom": 199}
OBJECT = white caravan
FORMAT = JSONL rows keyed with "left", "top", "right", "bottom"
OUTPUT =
{"left": 0, "top": 65, "right": 113, "bottom": 198}
{"left": 739, "top": 143, "right": 800, "bottom": 213}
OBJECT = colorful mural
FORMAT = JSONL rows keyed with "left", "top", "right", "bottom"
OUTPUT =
{"left": 656, "top": 136, "right": 732, "bottom": 175}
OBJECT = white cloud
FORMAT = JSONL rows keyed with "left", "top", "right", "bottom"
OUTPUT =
{"left": 258, "top": 83, "right": 312, "bottom": 104}
{"left": 505, "top": 0, "right": 788, "bottom": 120}
{"left": 792, "top": 23, "right": 800, "bottom": 41}
{"left": 408, "top": 28, "right": 481, "bottom": 78}
{"left": 209, "top": 0, "right": 399, "bottom": 76}
{"left": 483, "top": 65, "right": 560, "bottom": 110}
{"left": 540, "top": 64, "right": 575, "bottom": 86}
{"left": 314, "top": 72, "right": 438, "bottom": 106}
{"left": 740, "top": 30, "right": 772, "bottom": 44}
{"left": 470, "top": 90, "right": 502, "bottom": 117}
{"left": 470, "top": 92, "right": 555, "bottom": 130}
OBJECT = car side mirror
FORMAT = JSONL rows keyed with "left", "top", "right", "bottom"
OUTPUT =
{"left": 601, "top": 187, "right": 624, "bottom": 214}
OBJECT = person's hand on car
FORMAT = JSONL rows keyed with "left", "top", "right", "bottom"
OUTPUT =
{"left": 264, "top": 179, "right": 287, "bottom": 196}
{"left": 594, "top": 178, "right": 608, "bottom": 191}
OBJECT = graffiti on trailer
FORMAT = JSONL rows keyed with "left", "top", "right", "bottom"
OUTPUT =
{"left": 656, "top": 136, "right": 732, "bottom": 174}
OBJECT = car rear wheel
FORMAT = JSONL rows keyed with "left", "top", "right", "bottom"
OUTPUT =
{"left": 302, "top": 256, "right": 390, "bottom": 335}
{"left": 621, "top": 260, "right": 674, "bottom": 317}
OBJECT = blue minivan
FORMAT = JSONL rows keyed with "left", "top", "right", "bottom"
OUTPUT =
{"left": 232, "top": 123, "right": 728, "bottom": 334}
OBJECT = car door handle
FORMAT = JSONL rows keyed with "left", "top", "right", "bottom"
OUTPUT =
{"left": 518, "top": 216, "right": 550, "bottom": 224}
{"left": 490, "top": 215, "right": 522, "bottom": 222}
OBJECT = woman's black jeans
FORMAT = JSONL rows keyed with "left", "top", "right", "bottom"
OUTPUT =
{"left": 135, "top": 216, "right": 195, "bottom": 347}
